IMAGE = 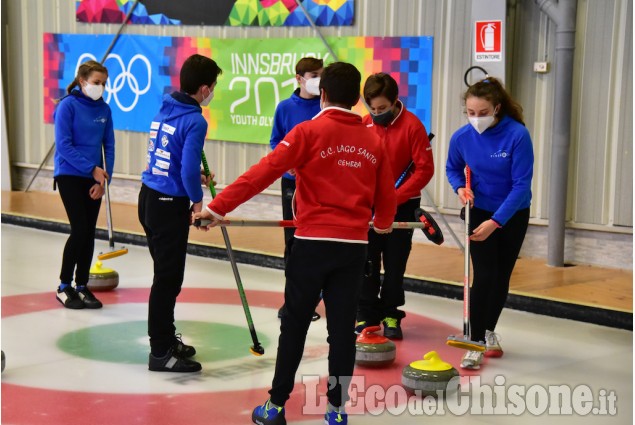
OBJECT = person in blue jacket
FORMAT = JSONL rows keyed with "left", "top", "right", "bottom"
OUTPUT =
{"left": 138, "top": 54, "right": 221, "bottom": 373}
{"left": 446, "top": 77, "right": 533, "bottom": 370}
{"left": 54, "top": 60, "right": 114, "bottom": 310}
{"left": 270, "top": 57, "right": 323, "bottom": 321}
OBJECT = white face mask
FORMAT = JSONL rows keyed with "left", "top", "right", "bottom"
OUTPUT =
{"left": 468, "top": 115, "right": 495, "bottom": 134}
{"left": 303, "top": 77, "right": 321, "bottom": 96}
{"left": 201, "top": 87, "right": 214, "bottom": 107}
{"left": 84, "top": 83, "right": 104, "bottom": 101}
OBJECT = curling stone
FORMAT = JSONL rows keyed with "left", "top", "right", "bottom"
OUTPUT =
{"left": 355, "top": 326, "right": 396, "bottom": 367}
{"left": 87, "top": 261, "right": 119, "bottom": 291}
{"left": 1, "top": 350, "right": 5, "bottom": 373}
{"left": 401, "top": 351, "right": 459, "bottom": 396}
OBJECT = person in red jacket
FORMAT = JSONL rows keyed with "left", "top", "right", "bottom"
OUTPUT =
{"left": 194, "top": 62, "right": 397, "bottom": 425}
{"left": 355, "top": 73, "right": 434, "bottom": 340}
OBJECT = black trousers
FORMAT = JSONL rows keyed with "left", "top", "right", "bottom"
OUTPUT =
{"left": 280, "top": 177, "right": 296, "bottom": 264}
{"left": 469, "top": 207, "right": 530, "bottom": 342}
{"left": 269, "top": 239, "right": 367, "bottom": 408}
{"left": 138, "top": 184, "right": 191, "bottom": 354}
{"left": 357, "top": 198, "right": 420, "bottom": 323}
{"left": 56, "top": 175, "right": 102, "bottom": 286}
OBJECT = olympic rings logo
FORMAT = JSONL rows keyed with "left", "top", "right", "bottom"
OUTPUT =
{"left": 76, "top": 53, "right": 152, "bottom": 112}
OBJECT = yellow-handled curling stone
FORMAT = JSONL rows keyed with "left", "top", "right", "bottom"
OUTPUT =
{"left": 87, "top": 261, "right": 119, "bottom": 291}
{"left": 401, "top": 351, "right": 459, "bottom": 396}
{"left": 355, "top": 325, "right": 396, "bottom": 367}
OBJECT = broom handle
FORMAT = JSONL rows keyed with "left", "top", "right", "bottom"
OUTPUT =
{"left": 463, "top": 165, "right": 472, "bottom": 340}
{"left": 201, "top": 151, "right": 264, "bottom": 355}
{"left": 101, "top": 146, "right": 114, "bottom": 250}
{"left": 194, "top": 218, "right": 428, "bottom": 229}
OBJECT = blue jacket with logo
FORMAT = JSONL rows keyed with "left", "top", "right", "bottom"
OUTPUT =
{"left": 446, "top": 115, "right": 533, "bottom": 226}
{"left": 54, "top": 90, "right": 115, "bottom": 179}
{"left": 269, "top": 89, "right": 321, "bottom": 180}
{"left": 141, "top": 92, "right": 207, "bottom": 203}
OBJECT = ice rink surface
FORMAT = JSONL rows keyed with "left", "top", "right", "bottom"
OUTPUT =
{"left": 1, "top": 224, "right": 632, "bottom": 424}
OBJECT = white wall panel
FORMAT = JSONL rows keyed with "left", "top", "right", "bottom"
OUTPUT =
{"left": 607, "top": 0, "right": 633, "bottom": 227}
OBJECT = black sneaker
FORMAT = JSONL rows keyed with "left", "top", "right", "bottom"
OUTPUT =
{"left": 149, "top": 347, "right": 202, "bottom": 372}
{"left": 76, "top": 286, "right": 103, "bottom": 309}
{"left": 172, "top": 333, "right": 196, "bottom": 358}
{"left": 56, "top": 286, "right": 84, "bottom": 309}
{"left": 382, "top": 317, "right": 403, "bottom": 340}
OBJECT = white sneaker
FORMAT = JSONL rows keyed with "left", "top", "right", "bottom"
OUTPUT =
{"left": 485, "top": 330, "right": 503, "bottom": 358}
{"left": 461, "top": 350, "right": 484, "bottom": 369}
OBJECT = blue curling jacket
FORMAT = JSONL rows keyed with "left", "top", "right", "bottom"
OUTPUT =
{"left": 141, "top": 92, "right": 206, "bottom": 203}
{"left": 446, "top": 115, "right": 533, "bottom": 226}
{"left": 54, "top": 90, "right": 115, "bottom": 180}
{"left": 269, "top": 88, "right": 321, "bottom": 180}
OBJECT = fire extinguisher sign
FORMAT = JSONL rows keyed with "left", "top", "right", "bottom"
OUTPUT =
{"left": 475, "top": 20, "right": 502, "bottom": 62}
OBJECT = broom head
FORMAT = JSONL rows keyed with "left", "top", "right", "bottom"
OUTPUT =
{"left": 446, "top": 335, "right": 486, "bottom": 352}
{"left": 97, "top": 248, "right": 129, "bottom": 261}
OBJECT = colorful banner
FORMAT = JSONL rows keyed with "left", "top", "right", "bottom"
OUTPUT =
{"left": 75, "top": 0, "right": 354, "bottom": 26}
{"left": 44, "top": 33, "right": 434, "bottom": 144}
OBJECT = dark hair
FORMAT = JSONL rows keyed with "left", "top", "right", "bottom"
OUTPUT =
{"left": 464, "top": 77, "right": 525, "bottom": 125}
{"left": 319, "top": 62, "right": 361, "bottom": 108}
{"left": 296, "top": 57, "right": 323, "bottom": 76}
{"left": 363, "top": 73, "right": 399, "bottom": 105}
{"left": 66, "top": 60, "right": 108, "bottom": 94}
{"left": 180, "top": 54, "right": 223, "bottom": 95}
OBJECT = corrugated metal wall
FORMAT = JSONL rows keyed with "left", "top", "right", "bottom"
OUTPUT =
{"left": 2, "top": 0, "right": 632, "bottom": 232}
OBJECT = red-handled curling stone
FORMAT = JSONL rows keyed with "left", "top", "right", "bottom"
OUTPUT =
{"left": 401, "top": 351, "right": 459, "bottom": 396}
{"left": 355, "top": 325, "right": 396, "bottom": 367}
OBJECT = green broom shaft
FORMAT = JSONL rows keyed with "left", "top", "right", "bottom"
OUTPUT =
{"left": 201, "top": 151, "right": 262, "bottom": 353}
{"left": 200, "top": 151, "right": 216, "bottom": 198}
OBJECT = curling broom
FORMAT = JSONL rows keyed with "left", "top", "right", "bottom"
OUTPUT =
{"left": 201, "top": 151, "right": 265, "bottom": 356}
{"left": 446, "top": 165, "right": 485, "bottom": 352}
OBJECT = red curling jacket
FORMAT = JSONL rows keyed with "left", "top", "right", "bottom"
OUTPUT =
{"left": 363, "top": 101, "right": 434, "bottom": 206}
{"left": 206, "top": 107, "right": 397, "bottom": 243}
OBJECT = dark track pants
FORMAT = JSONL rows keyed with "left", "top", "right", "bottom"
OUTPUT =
{"left": 269, "top": 239, "right": 367, "bottom": 408}
{"left": 357, "top": 198, "right": 420, "bottom": 323}
{"left": 138, "top": 184, "right": 191, "bottom": 355}
{"left": 280, "top": 176, "right": 296, "bottom": 264}
{"left": 56, "top": 175, "right": 102, "bottom": 286}
{"left": 469, "top": 207, "right": 530, "bottom": 342}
